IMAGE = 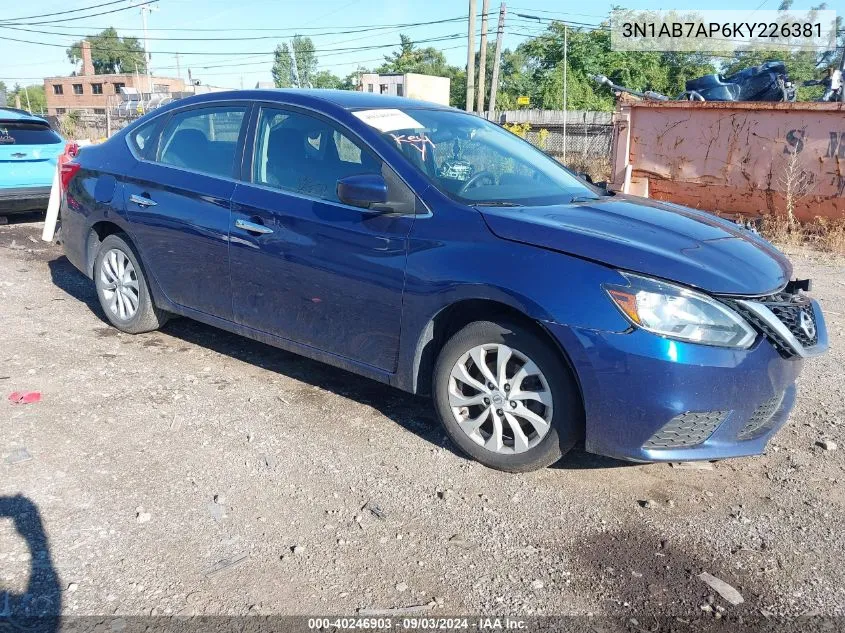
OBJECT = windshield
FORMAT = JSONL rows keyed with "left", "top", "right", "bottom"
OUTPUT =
{"left": 352, "top": 107, "right": 599, "bottom": 206}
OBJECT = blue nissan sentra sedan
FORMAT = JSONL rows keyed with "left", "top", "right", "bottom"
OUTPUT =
{"left": 57, "top": 90, "right": 828, "bottom": 472}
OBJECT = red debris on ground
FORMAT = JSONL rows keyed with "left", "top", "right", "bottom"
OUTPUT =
{"left": 8, "top": 391, "right": 42, "bottom": 405}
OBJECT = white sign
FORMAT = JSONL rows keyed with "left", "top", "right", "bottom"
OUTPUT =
{"left": 352, "top": 109, "right": 425, "bottom": 133}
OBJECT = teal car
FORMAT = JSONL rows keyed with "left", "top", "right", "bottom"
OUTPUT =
{"left": 0, "top": 107, "right": 66, "bottom": 215}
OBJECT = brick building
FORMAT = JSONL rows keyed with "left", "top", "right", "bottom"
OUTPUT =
{"left": 43, "top": 41, "right": 186, "bottom": 115}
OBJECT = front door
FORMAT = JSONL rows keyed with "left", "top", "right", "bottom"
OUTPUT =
{"left": 124, "top": 104, "right": 248, "bottom": 320}
{"left": 229, "top": 106, "right": 415, "bottom": 372}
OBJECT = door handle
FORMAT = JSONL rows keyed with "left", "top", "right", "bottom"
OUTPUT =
{"left": 129, "top": 194, "right": 157, "bottom": 208}
{"left": 235, "top": 218, "right": 274, "bottom": 235}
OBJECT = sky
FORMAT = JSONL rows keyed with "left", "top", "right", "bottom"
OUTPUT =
{"left": 1, "top": 0, "right": 842, "bottom": 90}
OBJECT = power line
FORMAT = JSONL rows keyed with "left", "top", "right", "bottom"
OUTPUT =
{"left": 0, "top": 8, "right": 501, "bottom": 32}
{"left": 0, "top": 43, "right": 477, "bottom": 82}
{"left": 0, "top": 16, "right": 474, "bottom": 42}
{"left": 509, "top": 6, "right": 608, "bottom": 19}
{"left": 0, "top": 11, "right": 480, "bottom": 31}
{"left": 0, "top": 0, "right": 142, "bottom": 23}
{"left": 512, "top": 15, "right": 604, "bottom": 29}
{"left": 0, "top": 0, "right": 158, "bottom": 26}
{"left": 0, "top": 30, "right": 473, "bottom": 57}
{"left": 189, "top": 44, "right": 474, "bottom": 78}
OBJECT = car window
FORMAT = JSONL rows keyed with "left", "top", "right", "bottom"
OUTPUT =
{"left": 127, "top": 118, "right": 163, "bottom": 159}
{"left": 0, "top": 122, "right": 62, "bottom": 145}
{"left": 252, "top": 107, "right": 382, "bottom": 203}
{"left": 157, "top": 106, "right": 246, "bottom": 178}
{"left": 352, "top": 107, "right": 598, "bottom": 206}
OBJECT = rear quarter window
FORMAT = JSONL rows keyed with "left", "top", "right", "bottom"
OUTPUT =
{"left": 0, "top": 122, "right": 63, "bottom": 145}
{"left": 127, "top": 118, "right": 162, "bottom": 159}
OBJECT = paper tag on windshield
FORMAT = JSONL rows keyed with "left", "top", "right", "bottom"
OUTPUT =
{"left": 352, "top": 109, "right": 424, "bottom": 133}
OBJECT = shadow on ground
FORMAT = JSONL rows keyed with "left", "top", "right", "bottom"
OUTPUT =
{"left": 568, "top": 527, "right": 782, "bottom": 630}
{"left": 0, "top": 495, "right": 61, "bottom": 630}
{"left": 48, "top": 254, "right": 629, "bottom": 471}
{"left": 0, "top": 211, "right": 44, "bottom": 226}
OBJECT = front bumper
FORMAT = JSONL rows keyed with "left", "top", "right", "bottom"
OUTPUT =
{"left": 546, "top": 300, "right": 827, "bottom": 462}
{"left": 0, "top": 186, "right": 51, "bottom": 214}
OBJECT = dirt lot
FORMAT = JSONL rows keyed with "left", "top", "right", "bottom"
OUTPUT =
{"left": 1, "top": 215, "right": 844, "bottom": 622}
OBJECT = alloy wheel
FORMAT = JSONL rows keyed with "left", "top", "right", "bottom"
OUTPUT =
{"left": 448, "top": 343, "right": 554, "bottom": 454}
{"left": 99, "top": 248, "right": 140, "bottom": 321}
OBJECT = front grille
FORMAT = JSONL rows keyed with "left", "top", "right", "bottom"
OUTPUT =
{"left": 737, "top": 392, "right": 784, "bottom": 440}
{"left": 644, "top": 411, "right": 728, "bottom": 449}
{"left": 726, "top": 292, "right": 817, "bottom": 358}
{"left": 768, "top": 296, "right": 817, "bottom": 347}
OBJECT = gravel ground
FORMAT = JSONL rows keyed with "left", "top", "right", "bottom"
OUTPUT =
{"left": 1, "top": 215, "right": 844, "bottom": 621}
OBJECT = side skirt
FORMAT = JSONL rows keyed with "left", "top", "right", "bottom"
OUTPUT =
{"left": 163, "top": 302, "right": 396, "bottom": 388}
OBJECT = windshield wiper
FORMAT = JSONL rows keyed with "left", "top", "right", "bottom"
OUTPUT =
{"left": 473, "top": 201, "right": 523, "bottom": 207}
{"left": 569, "top": 195, "right": 603, "bottom": 203}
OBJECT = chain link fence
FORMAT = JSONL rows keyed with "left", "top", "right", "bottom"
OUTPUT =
{"left": 491, "top": 110, "right": 614, "bottom": 182}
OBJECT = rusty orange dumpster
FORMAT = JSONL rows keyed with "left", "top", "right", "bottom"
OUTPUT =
{"left": 610, "top": 100, "right": 845, "bottom": 223}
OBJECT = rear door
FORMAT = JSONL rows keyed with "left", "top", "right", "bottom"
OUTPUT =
{"left": 123, "top": 104, "right": 249, "bottom": 320}
{"left": 0, "top": 119, "right": 65, "bottom": 187}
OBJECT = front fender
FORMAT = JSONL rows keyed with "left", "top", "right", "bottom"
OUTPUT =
{"left": 393, "top": 205, "right": 632, "bottom": 393}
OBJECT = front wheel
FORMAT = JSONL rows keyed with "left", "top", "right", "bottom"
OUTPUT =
{"left": 432, "top": 320, "right": 583, "bottom": 472}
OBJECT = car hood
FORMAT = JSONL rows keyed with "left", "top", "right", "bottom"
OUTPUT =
{"left": 478, "top": 195, "right": 791, "bottom": 296}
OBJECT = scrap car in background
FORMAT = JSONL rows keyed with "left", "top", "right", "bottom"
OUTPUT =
{"left": 0, "top": 107, "right": 68, "bottom": 216}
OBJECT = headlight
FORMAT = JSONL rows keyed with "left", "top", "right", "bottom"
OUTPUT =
{"left": 603, "top": 273, "right": 756, "bottom": 348}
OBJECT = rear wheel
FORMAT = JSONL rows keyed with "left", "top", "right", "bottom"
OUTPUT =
{"left": 432, "top": 320, "right": 583, "bottom": 472}
{"left": 94, "top": 233, "right": 167, "bottom": 334}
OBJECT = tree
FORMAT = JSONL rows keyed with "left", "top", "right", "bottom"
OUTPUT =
{"left": 67, "top": 27, "right": 146, "bottom": 74}
{"left": 272, "top": 36, "right": 318, "bottom": 88}
{"left": 447, "top": 69, "right": 467, "bottom": 109}
{"left": 377, "top": 34, "right": 452, "bottom": 76}
{"left": 495, "top": 20, "right": 722, "bottom": 110}
{"left": 377, "top": 34, "right": 467, "bottom": 107}
{"left": 339, "top": 68, "right": 367, "bottom": 91}
{"left": 311, "top": 70, "right": 341, "bottom": 89}
{"left": 377, "top": 34, "right": 460, "bottom": 79}
{"left": 10, "top": 84, "right": 46, "bottom": 114}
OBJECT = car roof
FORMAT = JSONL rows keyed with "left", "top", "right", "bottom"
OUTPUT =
{"left": 169, "top": 89, "right": 456, "bottom": 112}
{"left": 0, "top": 107, "right": 50, "bottom": 124}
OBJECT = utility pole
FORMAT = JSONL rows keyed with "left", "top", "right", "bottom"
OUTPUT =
{"left": 488, "top": 2, "right": 506, "bottom": 116}
{"left": 838, "top": 45, "right": 845, "bottom": 102}
{"left": 562, "top": 25, "right": 568, "bottom": 164}
{"left": 23, "top": 86, "right": 32, "bottom": 112}
{"left": 140, "top": 3, "right": 158, "bottom": 94}
{"left": 289, "top": 39, "right": 301, "bottom": 88}
{"left": 476, "top": 0, "right": 490, "bottom": 115}
{"left": 175, "top": 53, "right": 182, "bottom": 83}
{"left": 465, "top": 0, "right": 476, "bottom": 112}
{"left": 134, "top": 62, "right": 143, "bottom": 112}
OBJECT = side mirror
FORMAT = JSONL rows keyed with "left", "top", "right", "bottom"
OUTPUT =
{"left": 337, "top": 174, "right": 388, "bottom": 209}
{"left": 577, "top": 171, "right": 594, "bottom": 184}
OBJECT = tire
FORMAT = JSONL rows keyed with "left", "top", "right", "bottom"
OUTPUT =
{"left": 432, "top": 320, "right": 583, "bottom": 472}
{"left": 93, "top": 233, "right": 168, "bottom": 334}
